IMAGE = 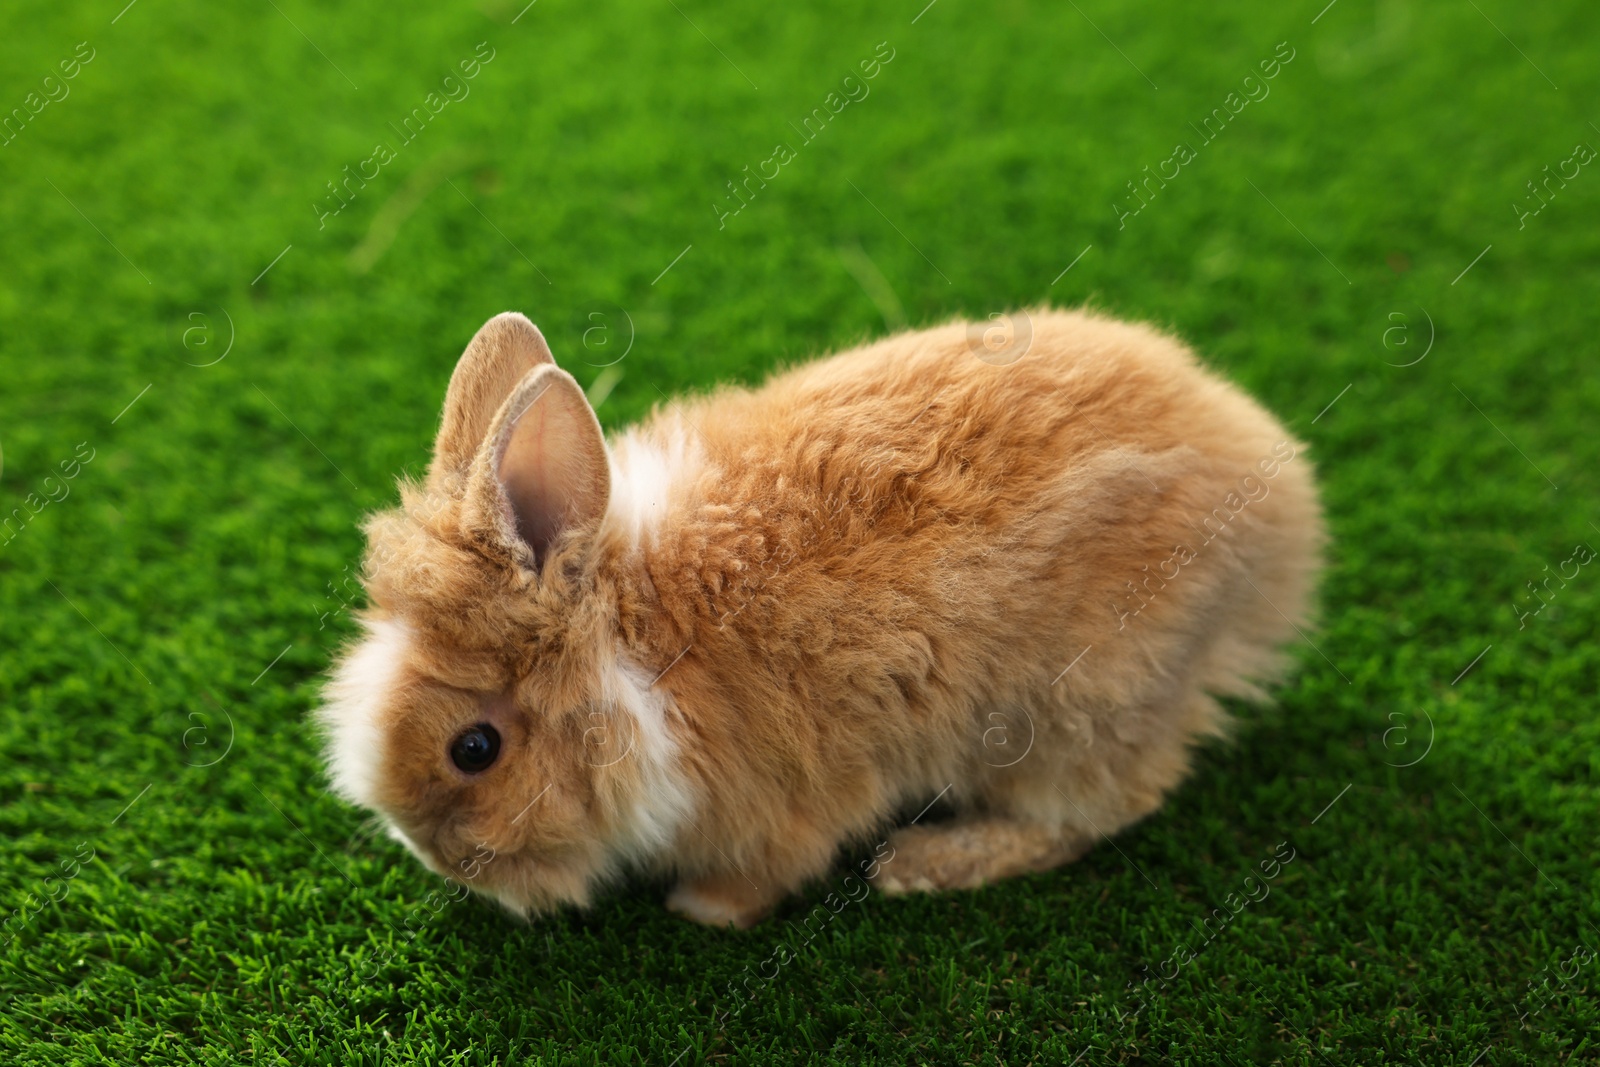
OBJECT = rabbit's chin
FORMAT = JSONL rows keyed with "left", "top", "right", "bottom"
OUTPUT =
{"left": 383, "top": 818, "right": 600, "bottom": 918}
{"left": 476, "top": 862, "right": 599, "bottom": 919}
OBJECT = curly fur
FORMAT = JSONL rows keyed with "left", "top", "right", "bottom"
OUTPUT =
{"left": 318, "top": 308, "right": 1325, "bottom": 927}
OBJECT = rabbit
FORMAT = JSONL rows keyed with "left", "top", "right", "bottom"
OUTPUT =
{"left": 317, "top": 307, "right": 1324, "bottom": 928}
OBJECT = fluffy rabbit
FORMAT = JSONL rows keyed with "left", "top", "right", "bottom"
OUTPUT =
{"left": 318, "top": 308, "right": 1323, "bottom": 928}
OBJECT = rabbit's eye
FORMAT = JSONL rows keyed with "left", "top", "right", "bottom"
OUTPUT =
{"left": 450, "top": 724, "right": 501, "bottom": 773}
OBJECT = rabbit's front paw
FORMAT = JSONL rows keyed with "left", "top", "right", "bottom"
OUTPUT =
{"left": 666, "top": 875, "right": 778, "bottom": 929}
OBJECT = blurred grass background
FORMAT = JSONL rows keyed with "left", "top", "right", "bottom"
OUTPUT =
{"left": 2, "top": 0, "right": 1598, "bottom": 1063}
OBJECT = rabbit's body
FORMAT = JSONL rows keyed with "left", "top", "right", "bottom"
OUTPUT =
{"left": 321, "top": 309, "right": 1323, "bottom": 928}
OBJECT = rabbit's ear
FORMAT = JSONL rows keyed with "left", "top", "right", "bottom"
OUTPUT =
{"left": 470, "top": 364, "right": 610, "bottom": 567}
{"left": 430, "top": 312, "right": 555, "bottom": 486}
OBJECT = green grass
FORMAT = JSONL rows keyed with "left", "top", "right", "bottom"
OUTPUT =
{"left": 2, "top": 0, "right": 1597, "bottom": 1062}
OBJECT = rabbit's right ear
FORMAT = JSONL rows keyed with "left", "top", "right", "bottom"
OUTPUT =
{"left": 464, "top": 363, "right": 611, "bottom": 571}
{"left": 429, "top": 312, "right": 555, "bottom": 487}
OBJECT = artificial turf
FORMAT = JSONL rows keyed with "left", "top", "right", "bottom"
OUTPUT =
{"left": 2, "top": 0, "right": 1597, "bottom": 1062}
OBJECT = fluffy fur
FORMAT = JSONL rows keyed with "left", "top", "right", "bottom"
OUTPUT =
{"left": 317, "top": 308, "right": 1324, "bottom": 927}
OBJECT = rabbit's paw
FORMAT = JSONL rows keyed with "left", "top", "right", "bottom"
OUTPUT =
{"left": 666, "top": 875, "right": 778, "bottom": 929}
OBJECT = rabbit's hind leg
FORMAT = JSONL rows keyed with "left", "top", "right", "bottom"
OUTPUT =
{"left": 874, "top": 817, "right": 1092, "bottom": 895}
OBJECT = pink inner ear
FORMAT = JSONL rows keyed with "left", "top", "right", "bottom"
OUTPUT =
{"left": 500, "top": 396, "right": 563, "bottom": 553}
{"left": 493, "top": 370, "right": 611, "bottom": 562}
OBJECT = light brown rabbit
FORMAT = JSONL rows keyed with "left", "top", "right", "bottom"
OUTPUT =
{"left": 318, "top": 308, "right": 1323, "bottom": 928}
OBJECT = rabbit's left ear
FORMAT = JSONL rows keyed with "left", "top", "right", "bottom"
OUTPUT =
{"left": 467, "top": 364, "right": 610, "bottom": 568}
{"left": 430, "top": 312, "right": 555, "bottom": 487}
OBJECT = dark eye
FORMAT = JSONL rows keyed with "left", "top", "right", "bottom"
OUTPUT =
{"left": 449, "top": 723, "right": 501, "bottom": 773}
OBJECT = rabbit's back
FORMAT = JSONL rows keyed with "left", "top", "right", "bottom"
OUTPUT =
{"left": 611, "top": 309, "right": 1322, "bottom": 869}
